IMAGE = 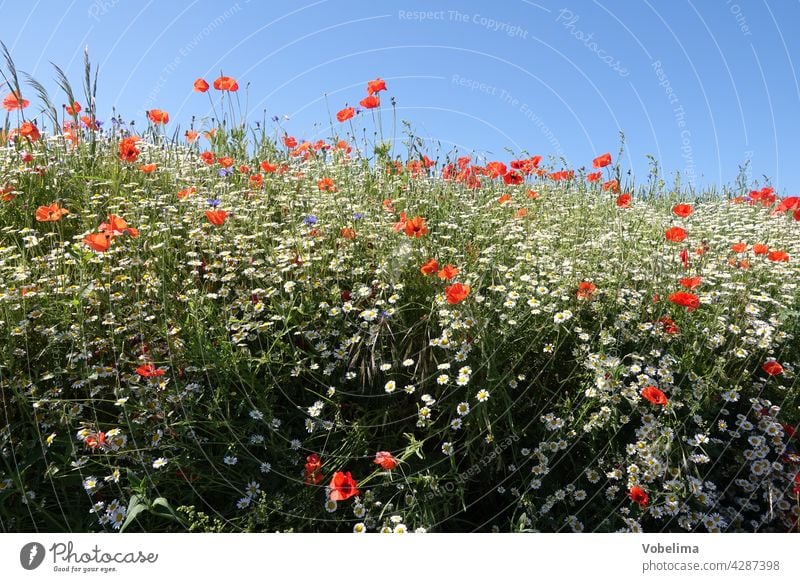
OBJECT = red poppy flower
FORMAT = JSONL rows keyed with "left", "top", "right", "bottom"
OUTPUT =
{"left": 84, "top": 430, "right": 108, "bottom": 451}
{"left": 118, "top": 136, "right": 140, "bottom": 162}
{"left": 515, "top": 208, "right": 528, "bottom": 218}
{"left": 336, "top": 107, "right": 355, "bottom": 122}
{"left": 193, "top": 78, "right": 209, "bottom": 92}
{"left": 587, "top": 171, "right": 602, "bottom": 182}
{"left": 249, "top": 174, "right": 263, "bottom": 188}
{"left": 65, "top": 101, "right": 81, "bottom": 116}
{"left": 217, "top": 156, "right": 234, "bottom": 168}
{"left": 576, "top": 281, "right": 596, "bottom": 299}
{"left": 731, "top": 242, "right": 747, "bottom": 253}
{"left": 139, "top": 163, "right": 157, "bottom": 173}
{"left": 213, "top": 76, "right": 239, "bottom": 91}
{"left": 360, "top": 95, "right": 380, "bottom": 109}
{"left": 3, "top": 92, "right": 30, "bottom": 111}
{"left": 260, "top": 160, "right": 277, "bottom": 173}
{"left": 767, "top": 250, "right": 789, "bottom": 262}
{"left": 374, "top": 451, "right": 397, "bottom": 470}
{"left": 497, "top": 193, "right": 512, "bottom": 205}
{"left": 657, "top": 316, "right": 679, "bottom": 335}
{"left": 761, "top": 361, "right": 783, "bottom": 376}
{"left": 628, "top": 486, "right": 649, "bottom": 509}
{"left": 664, "top": 226, "right": 687, "bottom": 243}
{"left": 668, "top": 291, "right": 700, "bottom": 311}
{"left": 672, "top": 203, "right": 694, "bottom": 218}
{"left": 404, "top": 216, "right": 428, "bottom": 237}
{"left": 601, "top": 179, "right": 619, "bottom": 192}
{"left": 18, "top": 121, "right": 41, "bottom": 142}
{"left": 177, "top": 186, "right": 197, "bottom": 200}
{"left": 282, "top": 135, "right": 297, "bottom": 148}
{"left": 35, "top": 203, "right": 69, "bottom": 222}
{"left": 83, "top": 232, "right": 113, "bottom": 252}
{"left": 503, "top": 170, "right": 523, "bottom": 185}
{"left": 200, "top": 151, "right": 216, "bottom": 165}
{"left": 147, "top": 109, "right": 169, "bottom": 125}
{"left": 616, "top": 193, "right": 631, "bottom": 208}
{"left": 438, "top": 264, "right": 460, "bottom": 280}
{"left": 136, "top": 364, "right": 165, "bottom": 378}
{"left": 592, "top": 152, "right": 611, "bottom": 168}
{"left": 420, "top": 258, "right": 439, "bottom": 276}
{"left": 340, "top": 227, "right": 356, "bottom": 239}
{"left": 318, "top": 177, "right": 336, "bottom": 192}
{"left": 485, "top": 161, "right": 507, "bottom": 178}
{"left": 445, "top": 283, "right": 470, "bottom": 305}
{"left": 752, "top": 243, "right": 770, "bottom": 255}
{"left": 366, "top": 77, "right": 387, "bottom": 95}
{"left": 679, "top": 247, "right": 689, "bottom": 269}
{"left": 304, "top": 453, "right": 324, "bottom": 485}
{"left": 185, "top": 130, "right": 199, "bottom": 143}
{"left": 206, "top": 209, "right": 229, "bottom": 226}
{"left": 99, "top": 215, "right": 138, "bottom": 238}
{"left": 641, "top": 385, "right": 668, "bottom": 406}
{"left": 329, "top": 471, "right": 360, "bottom": 501}
{"left": 679, "top": 276, "right": 702, "bottom": 290}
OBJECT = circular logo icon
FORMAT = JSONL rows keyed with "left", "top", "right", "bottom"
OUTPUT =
{"left": 20, "top": 542, "right": 46, "bottom": 570}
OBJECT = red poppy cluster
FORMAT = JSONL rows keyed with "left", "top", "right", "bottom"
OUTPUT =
{"left": 83, "top": 214, "right": 139, "bottom": 252}
{"left": 335, "top": 77, "right": 387, "bottom": 122}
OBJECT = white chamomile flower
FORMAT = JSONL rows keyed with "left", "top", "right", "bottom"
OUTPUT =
{"left": 442, "top": 442, "right": 454, "bottom": 455}
{"left": 402, "top": 358, "right": 415, "bottom": 367}
{"left": 384, "top": 380, "right": 396, "bottom": 393}
{"left": 476, "top": 389, "right": 490, "bottom": 403}
{"left": 456, "top": 402, "right": 470, "bottom": 416}
{"left": 152, "top": 457, "right": 168, "bottom": 469}
{"left": 353, "top": 522, "right": 367, "bottom": 533}
{"left": 325, "top": 499, "right": 338, "bottom": 513}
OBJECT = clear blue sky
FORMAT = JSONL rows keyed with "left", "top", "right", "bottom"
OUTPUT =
{"left": 2, "top": 0, "right": 798, "bottom": 193}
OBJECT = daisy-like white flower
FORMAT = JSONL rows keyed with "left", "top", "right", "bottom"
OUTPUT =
{"left": 152, "top": 457, "right": 168, "bottom": 469}
{"left": 476, "top": 389, "right": 490, "bottom": 403}
{"left": 237, "top": 497, "right": 252, "bottom": 509}
{"left": 249, "top": 409, "right": 264, "bottom": 420}
{"left": 402, "top": 358, "right": 415, "bottom": 367}
{"left": 353, "top": 522, "right": 367, "bottom": 533}
{"left": 394, "top": 524, "right": 407, "bottom": 533}
{"left": 245, "top": 481, "right": 261, "bottom": 498}
{"left": 223, "top": 455, "right": 238, "bottom": 465}
{"left": 108, "top": 505, "right": 127, "bottom": 530}
{"left": 442, "top": 442, "right": 454, "bottom": 455}
{"left": 384, "top": 380, "right": 396, "bottom": 393}
{"left": 325, "top": 499, "right": 338, "bottom": 513}
{"left": 456, "top": 402, "right": 470, "bottom": 416}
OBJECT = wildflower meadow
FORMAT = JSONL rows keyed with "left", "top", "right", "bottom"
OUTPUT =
{"left": 1, "top": 45, "right": 799, "bottom": 534}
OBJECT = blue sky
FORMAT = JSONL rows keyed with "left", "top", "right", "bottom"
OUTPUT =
{"left": 2, "top": 0, "right": 798, "bottom": 192}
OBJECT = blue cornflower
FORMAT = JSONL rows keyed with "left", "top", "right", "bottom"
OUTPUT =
{"left": 207, "top": 198, "right": 221, "bottom": 208}
{"left": 304, "top": 215, "right": 317, "bottom": 225}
